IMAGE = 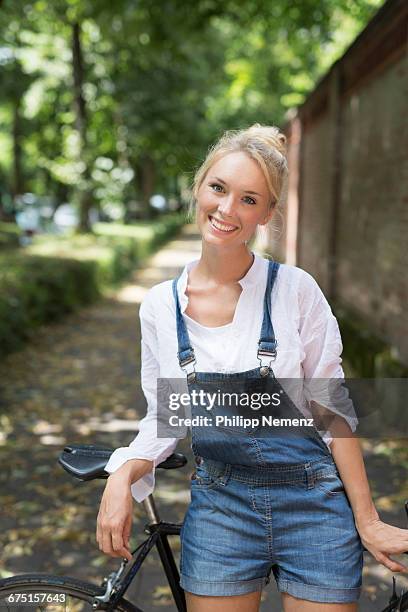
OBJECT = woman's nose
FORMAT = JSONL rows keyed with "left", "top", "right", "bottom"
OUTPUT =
{"left": 218, "top": 194, "right": 236, "bottom": 217}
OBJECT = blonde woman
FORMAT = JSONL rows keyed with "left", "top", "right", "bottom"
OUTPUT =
{"left": 97, "top": 125, "right": 408, "bottom": 611}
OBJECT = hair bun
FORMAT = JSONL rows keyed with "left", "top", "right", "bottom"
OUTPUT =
{"left": 247, "top": 123, "right": 287, "bottom": 158}
{"left": 190, "top": 122, "right": 289, "bottom": 219}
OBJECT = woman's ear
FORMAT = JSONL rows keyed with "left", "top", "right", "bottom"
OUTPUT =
{"left": 259, "top": 204, "right": 276, "bottom": 226}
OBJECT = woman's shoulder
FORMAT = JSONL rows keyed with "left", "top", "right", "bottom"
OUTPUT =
{"left": 140, "top": 278, "right": 174, "bottom": 306}
{"left": 281, "top": 264, "right": 332, "bottom": 323}
{"left": 139, "top": 278, "right": 177, "bottom": 321}
{"left": 261, "top": 259, "right": 320, "bottom": 292}
{"left": 277, "top": 262, "right": 320, "bottom": 287}
{"left": 266, "top": 260, "right": 328, "bottom": 310}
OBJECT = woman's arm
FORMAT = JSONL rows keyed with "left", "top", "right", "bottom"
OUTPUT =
{"left": 96, "top": 458, "right": 153, "bottom": 560}
{"left": 322, "top": 412, "right": 408, "bottom": 573}
{"left": 332, "top": 432, "right": 408, "bottom": 573}
{"left": 298, "top": 271, "right": 408, "bottom": 573}
{"left": 97, "top": 287, "right": 181, "bottom": 559}
{"left": 104, "top": 288, "right": 180, "bottom": 502}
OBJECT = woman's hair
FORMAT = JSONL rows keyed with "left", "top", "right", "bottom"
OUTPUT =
{"left": 188, "top": 123, "right": 289, "bottom": 220}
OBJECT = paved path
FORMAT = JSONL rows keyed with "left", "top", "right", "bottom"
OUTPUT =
{"left": 0, "top": 224, "right": 406, "bottom": 610}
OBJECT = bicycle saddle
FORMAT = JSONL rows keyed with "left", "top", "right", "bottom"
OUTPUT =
{"left": 58, "top": 444, "right": 187, "bottom": 481}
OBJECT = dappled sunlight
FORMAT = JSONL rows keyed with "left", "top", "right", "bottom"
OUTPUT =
{"left": 150, "top": 248, "right": 200, "bottom": 269}
{"left": 39, "top": 434, "right": 67, "bottom": 446}
{"left": 363, "top": 562, "right": 408, "bottom": 587}
{"left": 116, "top": 284, "right": 148, "bottom": 304}
{"left": 59, "top": 553, "right": 78, "bottom": 567}
{"left": 362, "top": 558, "right": 408, "bottom": 605}
{"left": 154, "top": 486, "right": 191, "bottom": 505}
{"left": 71, "top": 417, "right": 140, "bottom": 436}
{"left": 137, "top": 268, "right": 173, "bottom": 282}
{"left": 33, "top": 420, "right": 63, "bottom": 434}
{"left": 29, "top": 417, "right": 141, "bottom": 442}
{"left": 71, "top": 417, "right": 139, "bottom": 436}
{"left": 114, "top": 227, "right": 201, "bottom": 303}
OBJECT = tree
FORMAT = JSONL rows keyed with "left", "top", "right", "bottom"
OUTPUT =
{"left": 0, "top": 58, "right": 35, "bottom": 199}
{"left": 71, "top": 19, "right": 93, "bottom": 231}
{"left": 0, "top": 0, "right": 384, "bottom": 227}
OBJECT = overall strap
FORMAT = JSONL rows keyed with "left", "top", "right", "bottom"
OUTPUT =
{"left": 258, "top": 260, "right": 280, "bottom": 369}
{"left": 172, "top": 258, "right": 280, "bottom": 379}
{"left": 172, "top": 277, "right": 196, "bottom": 381}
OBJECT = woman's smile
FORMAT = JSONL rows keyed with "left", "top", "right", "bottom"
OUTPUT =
{"left": 208, "top": 215, "right": 239, "bottom": 234}
{"left": 196, "top": 151, "right": 273, "bottom": 247}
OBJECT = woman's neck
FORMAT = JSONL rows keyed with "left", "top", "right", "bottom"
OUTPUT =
{"left": 193, "top": 243, "right": 255, "bottom": 286}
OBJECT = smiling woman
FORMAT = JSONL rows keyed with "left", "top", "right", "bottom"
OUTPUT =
{"left": 195, "top": 151, "right": 274, "bottom": 247}
{"left": 178, "top": 127, "right": 288, "bottom": 331}
{"left": 98, "top": 123, "right": 408, "bottom": 612}
{"left": 190, "top": 124, "right": 288, "bottom": 213}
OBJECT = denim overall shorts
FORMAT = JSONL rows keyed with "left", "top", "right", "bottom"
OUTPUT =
{"left": 172, "top": 260, "right": 363, "bottom": 603}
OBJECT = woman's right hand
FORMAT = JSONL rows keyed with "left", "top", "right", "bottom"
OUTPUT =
{"left": 96, "top": 459, "right": 153, "bottom": 561}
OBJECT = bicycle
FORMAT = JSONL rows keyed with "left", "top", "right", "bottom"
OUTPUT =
{"left": 0, "top": 444, "right": 407, "bottom": 611}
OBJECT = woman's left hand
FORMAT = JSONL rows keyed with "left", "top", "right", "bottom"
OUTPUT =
{"left": 356, "top": 517, "right": 408, "bottom": 572}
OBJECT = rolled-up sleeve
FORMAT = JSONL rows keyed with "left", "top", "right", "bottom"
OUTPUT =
{"left": 298, "top": 272, "right": 358, "bottom": 435}
{"left": 104, "top": 290, "right": 179, "bottom": 502}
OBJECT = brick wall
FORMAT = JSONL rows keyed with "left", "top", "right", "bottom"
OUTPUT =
{"left": 277, "top": 0, "right": 408, "bottom": 365}
{"left": 336, "top": 57, "right": 407, "bottom": 355}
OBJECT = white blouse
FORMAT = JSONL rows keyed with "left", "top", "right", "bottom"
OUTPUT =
{"left": 104, "top": 253, "right": 357, "bottom": 502}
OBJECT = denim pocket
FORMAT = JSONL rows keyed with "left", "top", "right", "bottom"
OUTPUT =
{"left": 315, "top": 468, "right": 345, "bottom": 497}
{"left": 191, "top": 465, "right": 222, "bottom": 490}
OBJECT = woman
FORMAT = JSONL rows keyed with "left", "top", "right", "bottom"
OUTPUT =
{"left": 97, "top": 124, "right": 408, "bottom": 611}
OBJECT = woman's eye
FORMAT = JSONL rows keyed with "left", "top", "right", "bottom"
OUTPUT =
{"left": 209, "top": 183, "right": 256, "bottom": 205}
{"left": 243, "top": 196, "right": 256, "bottom": 205}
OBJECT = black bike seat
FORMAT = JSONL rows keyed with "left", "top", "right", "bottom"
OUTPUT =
{"left": 58, "top": 444, "right": 187, "bottom": 482}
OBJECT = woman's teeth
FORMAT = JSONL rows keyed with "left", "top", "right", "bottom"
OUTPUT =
{"left": 209, "top": 216, "right": 237, "bottom": 232}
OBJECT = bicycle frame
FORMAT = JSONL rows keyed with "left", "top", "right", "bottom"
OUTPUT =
{"left": 56, "top": 446, "right": 408, "bottom": 611}
{"left": 93, "top": 494, "right": 187, "bottom": 612}
{"left": 98, "top": 497, "right": 408, "bottom": 612}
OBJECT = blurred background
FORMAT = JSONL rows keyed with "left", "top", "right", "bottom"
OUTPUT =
{"left": 0, "top": 0, "right": 407, "bottom": 610}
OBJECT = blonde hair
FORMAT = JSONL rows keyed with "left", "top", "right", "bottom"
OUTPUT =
{"left": 188, "top": 123, "right": 289, "bottom": 219}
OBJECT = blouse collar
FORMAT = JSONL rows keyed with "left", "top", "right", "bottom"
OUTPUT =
{"left": 177, "top": 252, "right": 265, "bottom": 313}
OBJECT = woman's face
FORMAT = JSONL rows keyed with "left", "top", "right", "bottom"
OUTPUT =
{"left": 196, "top": 151, "right": 274, "bottom": 248}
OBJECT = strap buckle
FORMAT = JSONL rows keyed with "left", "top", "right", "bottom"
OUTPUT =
{"left": 178, "top": 350, "right": 196, "bottom": 383}
{"left": 257, "top": 344, "right": 277, "bottom": 376}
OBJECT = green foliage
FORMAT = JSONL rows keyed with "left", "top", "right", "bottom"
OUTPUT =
{"left": 334, "top": 305, "right": 408, "bottom": 378}
{"left": 0, "top": 0, "right": 384, "bottom": 220}
{"left": 0, "top": 222, "right": 22, "bottom": 248}
{"left": 0, "top": 213, "right": 185, "bottom": 358}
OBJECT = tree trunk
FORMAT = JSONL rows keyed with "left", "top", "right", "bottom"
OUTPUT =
{"left": 0, "top": 196, "right": 14, "bottom": 222}
{"left": 72, "top": 20, "right": 92, "bottom": 232}
{"left": 139, "top": 154, "right": 155, "bottom": 219}
{"left": 11, "top": 100, "right": 24, "bottom": 199}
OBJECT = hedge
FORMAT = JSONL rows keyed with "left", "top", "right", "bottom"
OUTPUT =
{"left": 0, "top": 222, "right": 21, "bottom": 249}
{"left": 0, "top": 212, "right": 186, "bottom": 358}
